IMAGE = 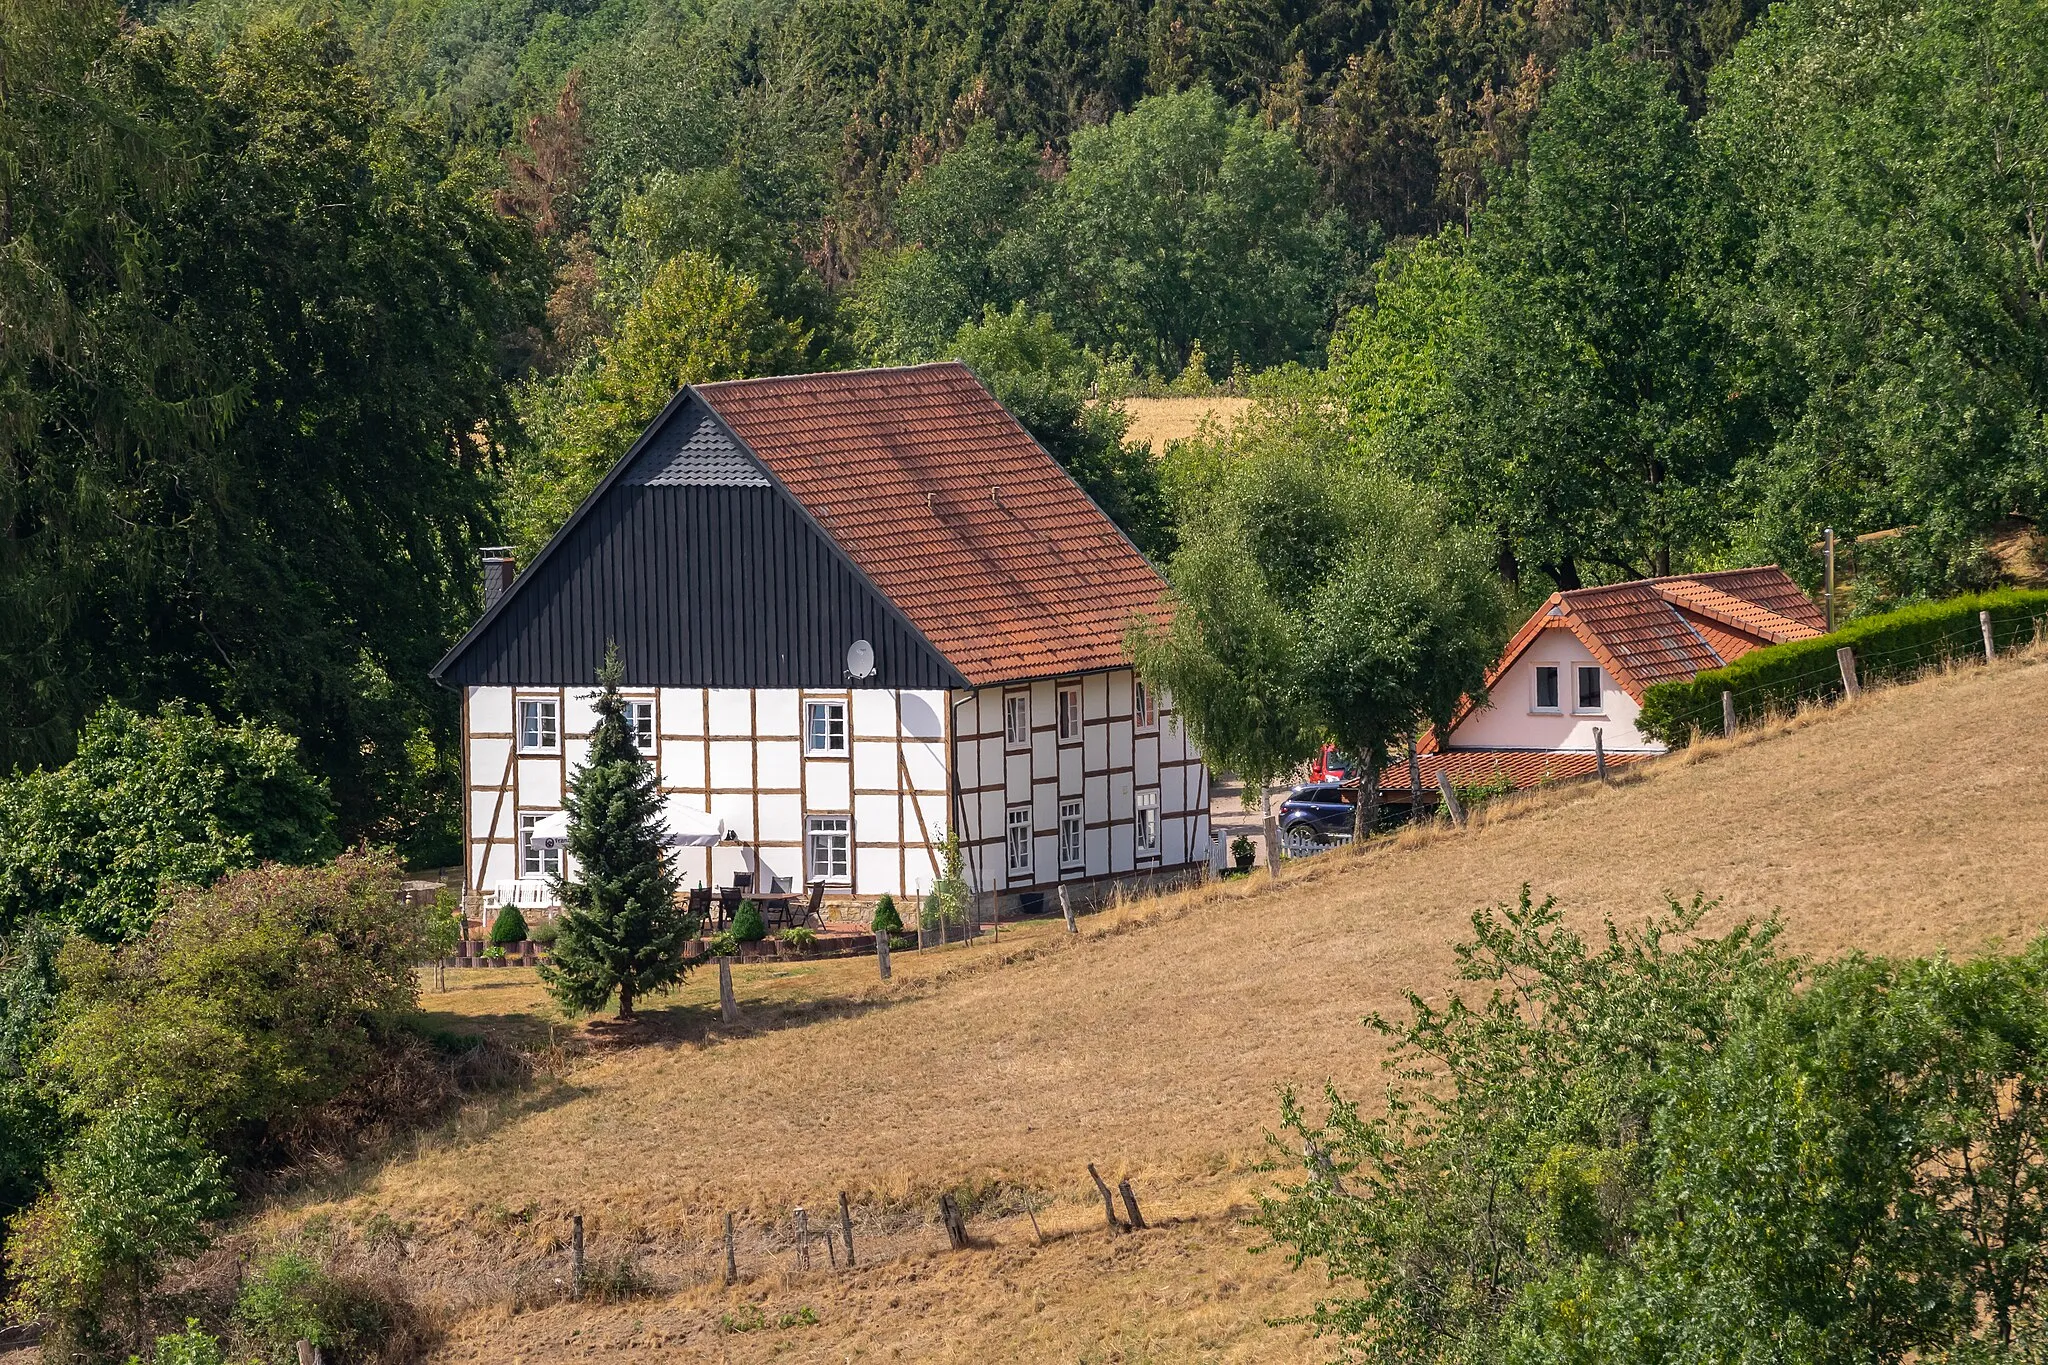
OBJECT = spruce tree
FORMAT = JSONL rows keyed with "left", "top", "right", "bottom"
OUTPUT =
{"left": 539, "top": 647, "right": 688, "bottom": 1019}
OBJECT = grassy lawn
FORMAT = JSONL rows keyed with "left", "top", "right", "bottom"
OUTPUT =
{"left": 417, "top": 916, "right": 1075, "bottom": 1052}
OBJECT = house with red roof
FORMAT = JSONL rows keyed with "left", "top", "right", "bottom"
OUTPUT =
{"left": 431, "top": 363, "right": 1211, "bottom": 917}
{"left": 1411, "top": 567, "right": 1826, "bottom": 791}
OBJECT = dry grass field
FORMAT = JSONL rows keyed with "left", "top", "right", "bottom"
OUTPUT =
{"left": 265, "top": 649, "right": 2048, "bottom": 1362}
{"left": 1114, "top": 395, "right": 1254, "bottom": 451}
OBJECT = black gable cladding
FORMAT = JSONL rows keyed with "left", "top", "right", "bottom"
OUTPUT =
{"left": 434, "top": 396, "right": 963, "bottom": 690}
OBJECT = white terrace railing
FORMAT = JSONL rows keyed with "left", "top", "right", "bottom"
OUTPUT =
{"left": 491, "top": 878, "right": 559, "bottom": 910}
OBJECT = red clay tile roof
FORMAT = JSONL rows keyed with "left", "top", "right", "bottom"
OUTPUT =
{"left": 695, "top": 364, "right": 1166, "bottom": 686}
{"left": 1381, "top": 748, "right": 1653, "bottom": 792}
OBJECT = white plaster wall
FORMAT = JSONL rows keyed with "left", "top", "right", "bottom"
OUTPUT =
{"left": 1454, "top": 631, "right": 1663, "bottom": 752}
{"left": 466, "top": 684, "right": 954, "bottom": 908}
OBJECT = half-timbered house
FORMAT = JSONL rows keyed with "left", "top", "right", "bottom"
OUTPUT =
{"left": 430, "top": 363, "right": 1212, "bottom": 917}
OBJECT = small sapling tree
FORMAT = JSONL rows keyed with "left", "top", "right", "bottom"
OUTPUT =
{"left": 540, "top": 647, "right": 689, "bottom": 1020}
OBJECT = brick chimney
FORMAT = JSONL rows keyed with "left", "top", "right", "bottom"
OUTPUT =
{"left": 481, "top": 547, "right": 517, "bottom": 609}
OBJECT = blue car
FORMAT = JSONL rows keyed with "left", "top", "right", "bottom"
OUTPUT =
{"left": 1277, "top": 782, "right": 1359, "bottom": 841}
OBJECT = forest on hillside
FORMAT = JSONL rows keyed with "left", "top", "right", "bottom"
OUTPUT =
{"left": 3, "top": 0, "right": 2044, "bottom": 859}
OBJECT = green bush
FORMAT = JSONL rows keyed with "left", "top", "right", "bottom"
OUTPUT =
{"left": 871, "top": 895, "right": 902, "bottom": 935}
{"left": 525, "top": 918, "right": 558, "bottom": 947}
{"left": 1638, "top": 588, "right": 2048, "bottom": 746}
{"left": 487, "top": 906, "right": 528, "bottom": 947}
{"left": 0, "top": 702, "right": 338, "bottom": 943}
{"left": 778, "top": 927, "right": 817, "bottom": 948}
{"left": 706, "top": 931, "right": 740, "bottom": 958}
{"left": 140, "top": 1320, "right": 235, "bottom": 1365}
{"left": 233, "top": 1248, "right": 422, "bottom": 1363}
{"left": 37, "top": 852, "right": 420, "bottom": 1142}
{"left": 731, "top": 901, "right": 766, "bottom": 943}
{"left": 4, "top": 1103, "right": 231, "bottom": 1356}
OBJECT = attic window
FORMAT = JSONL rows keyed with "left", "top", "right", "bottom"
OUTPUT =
{"left": 1576, "top": 666, "right": 1604, "bottom": 713}
{"left": 1533, "top": 666, "right": 1561, "bottom": 713}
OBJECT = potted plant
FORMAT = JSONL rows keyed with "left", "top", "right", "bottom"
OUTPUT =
{"left": 1231, "top": 835, "right": 1256, "bottom": 874}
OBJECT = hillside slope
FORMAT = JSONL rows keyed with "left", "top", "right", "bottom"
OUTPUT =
{"left": 301, "top": 652, "right": 2048, "bottom": 1362}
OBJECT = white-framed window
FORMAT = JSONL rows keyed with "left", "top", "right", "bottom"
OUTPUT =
{"left": 806, "top": 815, "right": 850, "bottom": 883}
{"left": 1004, "top": 693, "right": 1030, "bottom": 749}
{"left": 806, "top": 700, "right": 847, "bottom": 754}
{"left": 1135, "top": 789, "right": 1160, "bottom": 855}
{"left": 1006, "top": 806, "right": 1033, "bottom": 876}
{"left": 518, "top": 698, "right": 558, "bottom": 752}
{"left": 1058, "top": 799, "right": 1084, "bottom": 867}
{"left": 626, "top": 700, "right": 655, "bottom": 752}
{"left": 1133, "top": 678, "right": 1158, "bottom": 730}
{"left": 1533, "top": 664, "right": 1562, "bottom": 713}
{"left": 1576, "top": 665, "right": 1604, "bottom": 713}
{"left": 518, "top": 812, "right": 561, "bottom": 878}
{"left": 1056, "top": 686, "right": 1082, "bottom": 742}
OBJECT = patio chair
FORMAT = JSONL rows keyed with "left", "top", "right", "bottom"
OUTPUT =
{"left": 801, "top": 880, "right": 826, "bottom": 929}
{"left": 716, "top": 886, "right": 742, "bottom": 929}
{"left": 687, "top": 886, "right": 712, "bottom": 930}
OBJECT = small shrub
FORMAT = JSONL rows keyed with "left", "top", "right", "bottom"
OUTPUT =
{"left": 144, "top": 1320, "right": 234, "bottom": 1365}
{"left": 706, "top": 930, "right": 740, "bottom": 958}
{"left": 1231, "top": 835, "right": 1256, "bottom": 863}
{"left": 4, "top": 1104, "right": 231, "bottom": 1356}
{"left": 731, "top": 901, "right": 766, "bottom": 943}
{"left": 579, "top": 1250, "right": 651, "bottom": 1304}
{"left": 778, "top": 927, "right": 817, "bottom": 948}
{"left": 719, "top": 1304, "right": 767, "bottom": 1333}
{"left": 233, "top": 1247, "right": 427, "bottom": 1364}
{"left": 871, "top": 894, "right": 902, "bottom": 935}
{"left": 525, "top": 918, "right": 558, "bottom": 947}
{"left": 487, "top": 906, "right": 528, "bottom": 948}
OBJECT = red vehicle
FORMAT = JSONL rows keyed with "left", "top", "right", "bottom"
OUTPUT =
{"left": 1308, "top": 744, "right": 1357, "bottom": 783}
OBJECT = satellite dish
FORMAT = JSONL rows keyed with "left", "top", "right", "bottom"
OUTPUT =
{"left": 846, "top": 639, "right": 876, "bottom": 680}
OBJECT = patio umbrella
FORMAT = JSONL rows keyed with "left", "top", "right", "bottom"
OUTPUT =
{"left": 525, "top": 800, "right": 725, "bottom": 849}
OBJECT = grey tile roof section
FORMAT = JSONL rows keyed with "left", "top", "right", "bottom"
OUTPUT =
{"left": 621, "top": 409, "right": 768, "bottom": 487}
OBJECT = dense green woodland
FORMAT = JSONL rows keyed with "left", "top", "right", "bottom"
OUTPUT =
{"left": 3, "top": 0, "right": 2045, "bottom": 859}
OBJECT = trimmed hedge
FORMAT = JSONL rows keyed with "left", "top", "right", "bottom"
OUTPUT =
{"left": 1638, "top": 588, "right": 2048, "bottom": 747}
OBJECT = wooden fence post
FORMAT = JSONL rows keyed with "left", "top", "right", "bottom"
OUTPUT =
{"left": 1060, "top": 883, "right": 1077, "bottom": 935}
{"left": 1435, "top": 770, "right": 1466, "bottom": 828}
{"left": 794, "top": 1207, "right": 809, "bottom": 1270}
{"left": 1837, "top": 646, "right": 1862, "bottom": 698}
{"left": 938, "top": 1193, "right": 968, "bottom": 1250}
{"left": 1722, "top": 689, "right": 1737, "bottom": 738}
{"left": 1117, "top": 1178, "right": 1147, "bottom": 1230}
{"left": 875, "top": 930, "right": 891, "bottom": 981}
{"left": 718, "top": 957, "right": 738, "bottom": 1024}
{"left": 1088, "top": 1163, "right": 1124, "bottom": 1233}
{"left": 1593, "top": 727, "right": 1608, "bottom": 783}
{"left": 723, "top": 1212, "right": 737, "bottom": 1284}
{"left": 839, "top": 1191, "right": 856, "bottom": 1269}
{"left": 295, "top": 1342, "right": 315, "bottom": 1365}
{"left": 1982, "top": 609, "right": 1997, "bottom": 662}
{"left": 570, "top": 1213, "right": 584, "bottom": 1301}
